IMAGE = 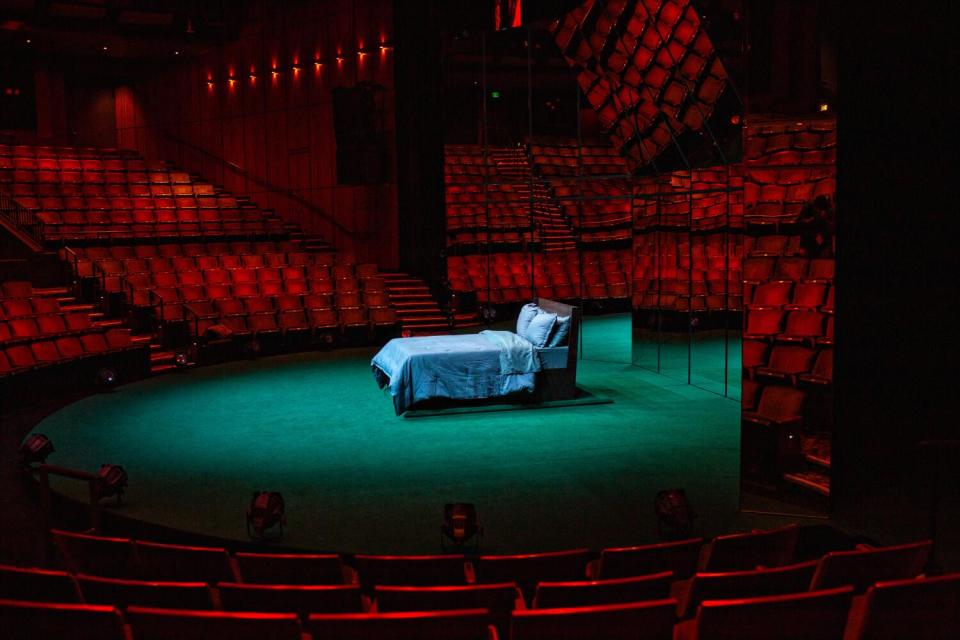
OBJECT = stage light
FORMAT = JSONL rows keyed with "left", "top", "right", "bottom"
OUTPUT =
{"left": 93, "top": 464, "right": 128, "bottom": 504}
{"left": 21, "top": 434, "right": 54, "bottom": 465}
{"left": 247, "top": 491, "right": 285, "bottom": 538}
{"left": 25, "top": 38, "right": 31, "bottom": 44}
{"left": 174, "top": 50, "right": 179, "bottom": 56}
{"left": 819, "top": 102, "right": 830, "bottom": 112}
{"left": 102, "top": 45, "right": 108, "bottom": 51}
{"left": 441, "top": 503, "right": 483, "bottom": 551}
{"left": 174, "top": 351, "right": 190, "bottom": 367}
{"left": 654, "top": 489, "right": 695, "bottom": 539}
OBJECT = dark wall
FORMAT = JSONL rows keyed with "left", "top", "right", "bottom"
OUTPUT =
{"left": 833, "top": 2, "right": 960, "bottom": 547}
{"left": 115, "top": 0, "right": 399, "bottom": 267}
{"left": 66, "top": 83, "right": 117, "bottom": 148}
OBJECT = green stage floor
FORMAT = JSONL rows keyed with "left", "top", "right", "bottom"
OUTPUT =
{"left": 34, "top": 330, "right": 757, "bottom": 554}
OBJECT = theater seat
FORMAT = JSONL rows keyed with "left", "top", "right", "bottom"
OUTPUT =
{"left": 593, "top": 538, "right": 703, "bottom": 580}
{"left": 532, "top": 571, "right": 673, "bottom": 609}
{"left": 308, "top": 609, "right": 496, "bottom": 640}
{"left": 126, "top": 606, "right": 302, "bottom": 640}
{"left": 846, "top": 573, "right": 960, "bottom": 640}
{"left": 682, "top": 586, "right": 853, "bottom": 640}
{"left": 234, "top": 552, "right": 349, "bottom": 585}
{"left": 218, "top": 582, "right": 364, "bottom": 615}
{"left": 809, "top": 540, "right": 932, "bottom": 593}
{"left": 476, "top": 549, "right": 592, "bottom": 604}
{"left": 511, "top": 599, "right": 677, "bottom": 640}
{"left": 76, "top": 574, "right": 213, "bottom": 610}
{"left": 354, "top": 554, "right": 467, "bottom": 591}
{"left": 680, "top": 560, "right": 818, "bottom": 618}
{"left": 0, "top": 598, "right": 126, "bottom": 640}
{"left": 51, "top": 530, "right": 136, "bottom": 578}
{"left": 0, "top": 564, "right": 81, "bottom": 603}
{"left": 133, "top": 540, "right": 237, "bottom": 584}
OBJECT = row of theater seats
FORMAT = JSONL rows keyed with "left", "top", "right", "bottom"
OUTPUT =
{"left": 528, "top": 143, "right": 628, "bottom": 177}
{"left": 67, "top": 243, "right": 399, "bottom": 337}
{"left": 631, "top": 232, "right": 742, "bottom": 311}
{"left": 3, "top": 145, "right": 285, "bottom": 243}
{"left": 743, "top": 119, "right": 836, "bottom": 227}
{"left": 0, "top": 528, "right": 950, "bottom": 639}
{"left": 0, "top": 281, "right": 145, "bottom": 379}
{"left": 447, "top": 250, "right": 631, "bottom": 303}
{"left": 554, "top": 0, "right": 727, "bottom": 168}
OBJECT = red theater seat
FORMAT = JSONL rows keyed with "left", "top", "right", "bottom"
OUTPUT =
{"left": 700, "top": 524, "right": 800, "bottom": 572}
{"left": 0, "top": 564, "right": 81, "bottom": 603}
{"left": 680, "top": 560, "right": 818, "bottom": 618}
{"left": 52, "top": 530, "right": 136, "bottom": 579}
{"left": 76, "top": 574, "right": 213, "bottom": 610}
{"left": 593, "top": 538, "right": 703, "bottom": 580}
{"left": 307, "top": 609, "right": 495, "bottom": 640}
{"left": 511, "top": 599, "right": 677, "bottom": 640}
{"left": 218, "top": 582, "right": 364, "bottom": 615}
{"left": 234, "top": 552, "right": 348, "bottom": 585}
{"left": 126, "top": 606, "right": 302, "bottom": 640}
{"left": 0, "top": 598, "right": 126, "bottom": 640}
{"left": 683, "top": 587, "right": 853, "bottom": 640}
{"left": 133, "top": 540, "right": 237, "bottom": 584}
{"left": 809, "top": 540, "right": 932, "bottom": 593}
{"left": 847, "top": 573, "right": 960, "bottom": 640}
{"left": 532, "top": 571, "right": 673, "bottom": 609}
{"left": 476, "top": 550, "right": 592, "bottom": 602}
{"left": 354, "top": 554, "right": 468, "bottom": 589}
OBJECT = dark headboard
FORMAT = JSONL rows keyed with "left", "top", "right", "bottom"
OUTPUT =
{"left": 537, "top": 298, "right": 580, "bottom": 371}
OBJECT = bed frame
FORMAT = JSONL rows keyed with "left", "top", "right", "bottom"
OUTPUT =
{"left": 534, "top": 298, "right": 580, "bottom": 401}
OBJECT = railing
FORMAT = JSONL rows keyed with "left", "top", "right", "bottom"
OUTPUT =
{"left": 0, "top": 191, "right": 45, "bottom": 244}
{"left": 34, "top": 464, "right": 104, "bottom": 532}
{"left": 159, "top": 131, "right": 354, "bottom": 240}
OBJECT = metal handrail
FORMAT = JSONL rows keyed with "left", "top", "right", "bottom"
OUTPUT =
{"left": 0, "top": 191, "right": 45, "bottom": 243}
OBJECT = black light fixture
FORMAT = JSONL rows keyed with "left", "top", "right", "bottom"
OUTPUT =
{"left": 21, "top": 434, "right": 54, "bottom": 465}
{"left": 247, "top": 491, "right": 285, "bottom": 539}
{"left": 654, "top": 489, "right": 695, "bottom": 540}
{"left": 93, "top": 464, "right": 128, "bottom": 504}
{"left": 441, "top": 502, "right": 483, "bottom": 551}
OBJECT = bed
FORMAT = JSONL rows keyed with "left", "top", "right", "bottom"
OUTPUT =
{"left": 371, "top": 298, "right": 580, "bottom": 415}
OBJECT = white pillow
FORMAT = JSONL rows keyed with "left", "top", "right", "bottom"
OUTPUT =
{"left": 547, "top": 314, "right": 571, "bottom": 347}
{"left": 517, "top": 303, "right": 539, "bottom": 339}
{"left": 525, "top": 310, "right": 557, "bottom": 348}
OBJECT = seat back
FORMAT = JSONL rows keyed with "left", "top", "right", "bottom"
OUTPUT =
{"left": 76, "top": 574, "right": 213, "bottom": 610}
{"left": 598, "top": 538, "right": 703, "bottom": 580}
{"left": 375, "top": 582, "right": 521, "bottom": 614}
{"left": 354, "top": 554, "right": 467, "bottom": 590}
{"left": 126, "top": 606, "right": 302, "bottom": 640}
{"left": 851, "top": 573, "right": 960, "bottom": 640}
{"left": 51, "top": 529, "right": 135, "bottom": 578}
{"left": 0, "top": 564, "right": 80, "bottom": 603}
{"left": 532, "top": 571, "right": 673, "bottom": 609}
{"left": 701, "top": 524, "right": 799, "bottom": 571}
{"left": 218, "top": 582, "right": 363, "bottom": 615}
{"left": 693, "top": 586, "right": 853, "bottom": 640}
{"left": 511, "top": 599, "right": 676, "bottom": 640}
{"left": 306, "top": 609, "right": 493, "bottom": 640}
{"left": 0, "top": 598, "right": 125, "bottom": 640}
{"left": 810, "top": 540, "right": 932, "bottom": 593}
{"left": 133, "top": 540, "right": 236, "bottom": 584}
{"left": 476, "top": 549, "right": 592, "bottom": 601}
{"left": 234, "top": 552, "right": 345, "bottom": 584}
{"left": 682, "top": 560, "right": 818, "bottom": 618}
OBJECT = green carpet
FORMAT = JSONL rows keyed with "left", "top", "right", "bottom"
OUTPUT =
{"left": 33, "top": 326, "right": 757, "bottom": 555}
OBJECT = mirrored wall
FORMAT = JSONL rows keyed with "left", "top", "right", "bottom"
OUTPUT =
{"left": 441, "top": 1, "right": 834, "bottom": 518}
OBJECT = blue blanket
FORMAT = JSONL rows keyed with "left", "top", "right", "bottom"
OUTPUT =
{"left": 371, "top": 330, "right": 541, "bottom": 415}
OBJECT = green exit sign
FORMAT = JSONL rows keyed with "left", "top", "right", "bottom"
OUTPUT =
{"left": 490, "top": 90, "right": 501, "bottom": 99}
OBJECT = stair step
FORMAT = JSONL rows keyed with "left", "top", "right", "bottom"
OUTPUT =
{"left": 150, "top": 363, "right": 178, "bottom": 374}
{"left": 150, "top": 351, "right": 175, "bottom": 363}
{"left": 93, "top": 319, "right": 124, "bottom": 328}
{"left": 34, "top": 287, "right": 70, "bottom": 296}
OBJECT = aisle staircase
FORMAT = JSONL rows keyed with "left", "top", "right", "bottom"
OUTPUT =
{"left": 489, "top": 148, "right": 577, "bottom": 252}
{"left": 382, "top": 272, "right": 451, "bottom": 336}
{"left": 782, "top": 432, "right": 831, "bottom": 498}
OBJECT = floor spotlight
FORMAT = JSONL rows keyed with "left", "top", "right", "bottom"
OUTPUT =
{"left": 174, "top": 351, "right": 190, "bottom": 367}
{"left": 441, "top": 502, "right": 482, "bottom": 551}
{"left": 247, "top": 491, "right": 285, "bottom": 539}
{"left": 96, "top": 367, "right": 117, "bottom": 387}
{"left": 655, "top": 489, "right": 695, "bottom": 540}
{"left": 93, "top": 464, "right": 128, "bottom": 504}
{"left": 21, "top": 434, "right": 54, "bottom": 465}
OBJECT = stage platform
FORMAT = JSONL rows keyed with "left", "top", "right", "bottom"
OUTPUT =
{"left": 32, "top": 338, "right": 758, "bottom": 554}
